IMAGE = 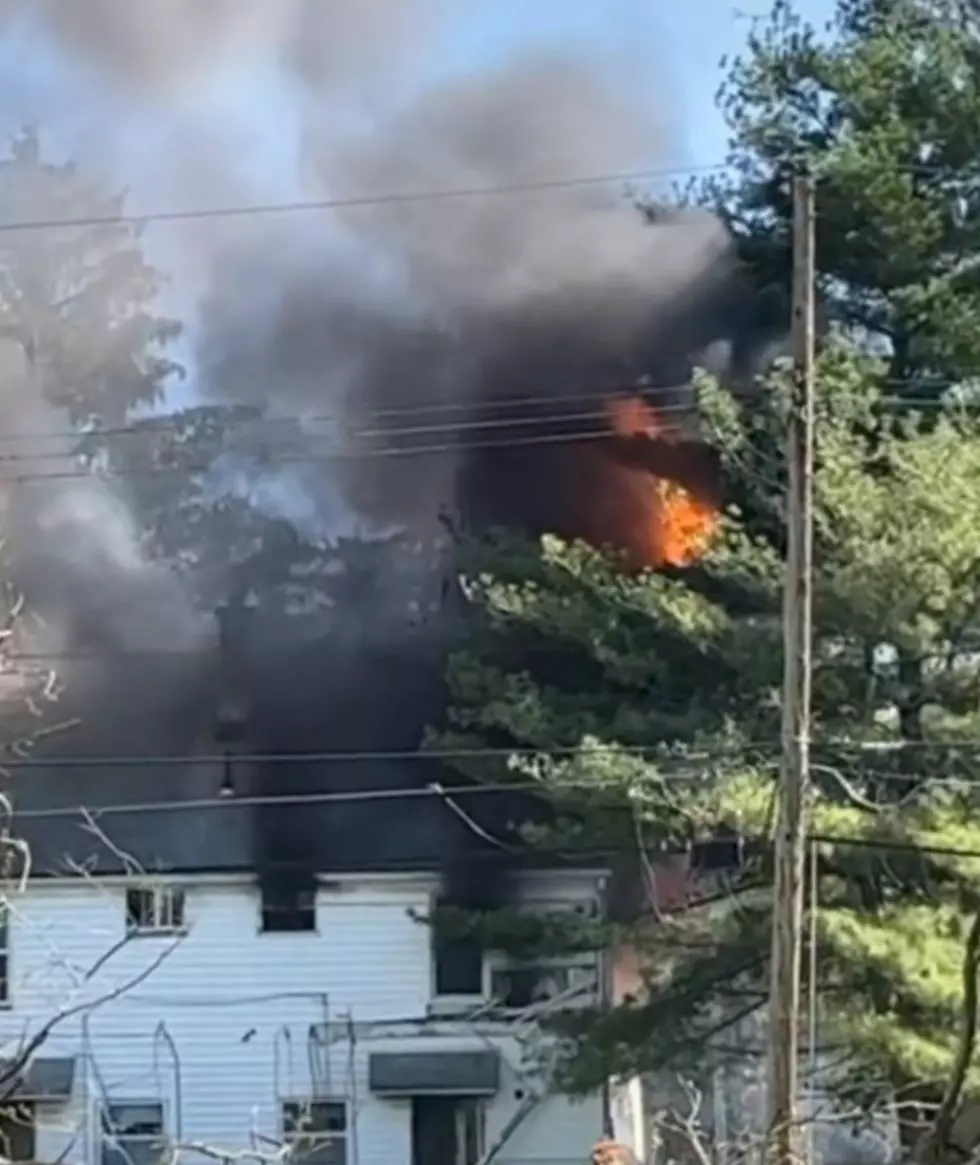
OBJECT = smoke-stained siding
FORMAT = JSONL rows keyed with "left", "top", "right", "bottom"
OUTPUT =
{"left": 0, "top": 872, "right": 604, "bottom": 1165}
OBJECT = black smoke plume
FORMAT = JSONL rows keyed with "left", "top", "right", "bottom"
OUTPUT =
{"left": 0, "top": 5, "right": 769, "bottom": 895}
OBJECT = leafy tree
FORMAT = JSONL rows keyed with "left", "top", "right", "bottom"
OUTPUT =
{"left": 429, "top": 341, "right": 980, "bottom": 1152}
{"left": 0, "top": 130, "right": 349, "bottom": 625}
{"left": 711, "top": 0, "right": 980, "bottom": 398}
{"left": 111, "top": 404, "right": 447, "bottom": 619}
{"left": 0, "top": 126, "right": 181, "bottom": 425}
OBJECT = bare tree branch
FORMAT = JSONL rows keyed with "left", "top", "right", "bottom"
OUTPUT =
{"left": 0, "top": 931, "right": 183, "bottom": 1103}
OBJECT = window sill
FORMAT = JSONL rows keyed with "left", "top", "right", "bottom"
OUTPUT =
{"left": 427, "top": 995, "right": 487, "bottom": 1017}
{"left": 126, "top": 928, "right": 188, "bottom": 939}
{"left": 258, "top": 930, "right": 320, "bottom": 937}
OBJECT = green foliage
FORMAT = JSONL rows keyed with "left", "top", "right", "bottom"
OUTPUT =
{"left": 707, "top": 0, "right": 980, "bottom": 393}
{"left": 0, "top": 127, "right": 181, "bottom": 424}
{"left": 432, "top": 341, "right": 980, "bottom": 1106}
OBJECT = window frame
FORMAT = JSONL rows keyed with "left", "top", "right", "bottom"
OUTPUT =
{"left": 486, "top": 954, "right": 599, "bottom": 1008}
{"left": 430, "top": 894, "right": 602, "bottom": 1005}
{"left": 0, "top": 1099, "right": 35, "bottom": 1162}
{"left": 0, "top": 901, "right": 10, "bottom": 1005}
{"left": 259, "top": 884, "right": 317, "bottom": 934}
{"left": 100, "top": 1099, "right": 167, "bottom": 1165}
{"left": 280, "top": 1098, "right": 347, "bottom": 1165}
{"left": 125, "top": 886, "right": 186, "bottom": 936}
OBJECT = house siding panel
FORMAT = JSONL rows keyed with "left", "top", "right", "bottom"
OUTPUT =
{"left": 0, "top": 875, "right": 604, "bottom": 1165}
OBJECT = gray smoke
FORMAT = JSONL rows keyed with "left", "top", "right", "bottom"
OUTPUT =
{"left": 0, "top": 2, "right": 767, "bottom": 890}
{"left": 198, "top": 51, "right": 743, "bottom": 531}
{"left": 0, "top": 340, "right": 205, "bottom": 655}
{"left": 5, "top": 0, "right": 438, "bottom": 97}
{"left": 0, "top": 2, "right": 758, "bottom": 655}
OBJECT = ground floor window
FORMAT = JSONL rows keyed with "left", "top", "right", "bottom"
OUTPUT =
{"left": 281, "top": 1099, "right": 347, "bottom": 1165}
{"left": 101, "top": 1100, "right": 166, "bottom": 1165}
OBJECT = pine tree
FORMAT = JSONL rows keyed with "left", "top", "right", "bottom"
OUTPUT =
{"left": 0, "top": 126, "right": 181, "bottom": 425}
{"left": 710, "top": 0, "right": 980, "bottom": 398}
{"left": 430, "top": 343, "right": 980, "bottom": 1142}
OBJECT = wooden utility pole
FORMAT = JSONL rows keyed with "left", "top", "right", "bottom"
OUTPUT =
{"left": 766, "top": 163, "right": 816, "bottom": 1165}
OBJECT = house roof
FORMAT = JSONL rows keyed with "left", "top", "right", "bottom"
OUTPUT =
{"left": 7, "top": 629, "right": 555, "bottom": 883}
{"left": 12, "top": 755, "right": 535, "bottom": 879}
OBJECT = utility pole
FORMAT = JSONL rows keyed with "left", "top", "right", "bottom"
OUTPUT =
{"left": 766, "top": 162, "right": 816, "bottom": 1165}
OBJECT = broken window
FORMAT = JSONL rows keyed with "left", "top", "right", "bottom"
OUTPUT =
{"left": 101, "top": 1101, "right": 166, "bottom": 1165}
{"left": 282, "top": 1100, "right": 346, "bottom": 1165}
{"left": 432, "top": 895, "right": 484, "bottom": 996}
{"left": 260, "top": 879, "right": 317, "bottom": 933}
{"left": 125, "top": 887, "right": 185, "bottom": 935}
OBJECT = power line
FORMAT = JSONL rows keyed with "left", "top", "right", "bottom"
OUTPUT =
{"left": 0, "top": 152, "right": 974, "bottom": 238}
{"left": 0, "top": 382, "right": 695, "bottom": 448}
{"left": 0, "top": 399, "right": 702, "bottom": 466}
{"left": 0, "top": 162, "right": 731, "bottom": 236}
{"left": 0, "top": 383, "right": 962, "bottom": 459}
{"left": 0, "top": 419, "right": 737, "bottom": 487}
{"left": 0, "top": 737, "right": 977, "bottom": 767}
{"left": 4, "top": 778, "right": 980, "bottom": 865}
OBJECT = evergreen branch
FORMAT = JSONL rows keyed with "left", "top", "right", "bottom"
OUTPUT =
{"left": 920, "top": 907, "right": 980, "bottom": 1163}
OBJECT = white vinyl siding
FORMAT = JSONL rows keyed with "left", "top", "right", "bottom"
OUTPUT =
{"left": 0, "top": 874, "right": 605, "bottom": 1165}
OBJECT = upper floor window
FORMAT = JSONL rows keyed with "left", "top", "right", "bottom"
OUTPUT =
{"left": 431, "top": 895, "right": 484, "bottom": 997}
{"left": 488, "top": 956, "right": 599, "bottom": 1008}
{"left": 125, "top": 887, "right": 185, "bottom": 936}
{"left": 260, "top": 874, "right": 317, "bottom": 933}
{"left": 282, "top": 1099, "right": 347, "bottom": 1165}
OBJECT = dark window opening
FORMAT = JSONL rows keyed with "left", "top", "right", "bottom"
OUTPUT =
{"left": 261, "top": 879, "right": 317, "bottom": 933}
{"left": 126, "top": 887, "right": 185, "bottom": 934}
{"left": 0, "top": 905, "right": 9, "bottom": 1004}
{"left": 433, "top": 899, "right": 484, "bottom": 995}
{"left": 282, "top": 1100, "right": 346, "bottom": 1165}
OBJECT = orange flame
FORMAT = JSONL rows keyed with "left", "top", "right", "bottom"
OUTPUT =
{"left": 605, "top": 396, "right": 717, "bottom": 569}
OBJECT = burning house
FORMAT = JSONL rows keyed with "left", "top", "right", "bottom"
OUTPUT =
{"left": 0, "top": 183, "right": 755, "bottom": 1165}
{"left": 0, "top": 6, "right": 787, "bottom": 1165}
{"left": 0, "top": 372, "right": 734, "bottom": 1162}
{"left": 0, "top": 356, "right": 741, "bottom": 1165}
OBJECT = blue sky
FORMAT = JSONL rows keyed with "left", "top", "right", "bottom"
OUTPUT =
{"left": 0, "top": 0, "right": 841, "bottom": 414}
{"left": 0, "top": 1, "right": 841, "bottom": 191}
{"left": 434, "top": 0, "right": 838, "bottom": 170}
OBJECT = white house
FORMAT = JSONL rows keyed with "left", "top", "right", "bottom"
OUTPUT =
{"left": 0, "top": 864, "right": 608, "bottom": 1165}
{"left": 0, "top": 599, "right": 623, "bottom": 1165}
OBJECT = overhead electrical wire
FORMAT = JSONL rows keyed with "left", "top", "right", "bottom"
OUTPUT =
{"left": 0, "top": 161, "right": 732, "bottom": 236}
{"left": 0, "top": 377, "right": 964, "bottom": 454}
{"left": 3, "top": 779, "right": 980, "bottom": 864}
{"left": 0, "top": 419, "right": 758, "bottom": 487}
{"left": 0, "top": 738, "right": 977, "bottom": 767}
{"left": 0, "top": 381, "right": 951, "bottom": 483}
{"left": 0, "top": 382, "right": 698, "bottom": 448}
{"left": 0, "top": 152, "right": 970, "bottom": 237}
{"left": 0, "top": 392, "right": 956, "bottom": 483}
{"left": 0, "top": 400, "right": 701, "bottom": 466}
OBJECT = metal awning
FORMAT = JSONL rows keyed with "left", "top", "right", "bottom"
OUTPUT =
{"left": 0, "top": 1057, "right": 76, "bottom": 1102}
{"left": 368, "top": 1050, "right": 500, "bottom": 1097}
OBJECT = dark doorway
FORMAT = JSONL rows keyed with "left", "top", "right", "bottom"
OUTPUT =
{"left": 411, "top": 1097, "right": 485, "bottom": 1165}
